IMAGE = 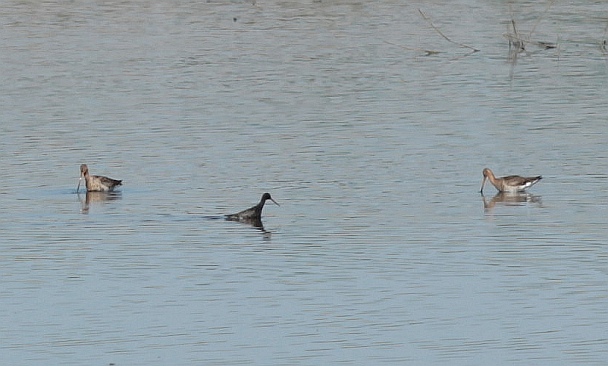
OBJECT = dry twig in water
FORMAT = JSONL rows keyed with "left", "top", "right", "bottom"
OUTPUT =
{"left": 505, "top": 1, "right": 557, "bottom": 52}
{"left": 418, "top": 9, "right": 479, "bottom": 52}
{"left": 528, "top": 0, "right": 556, "bottom": 40}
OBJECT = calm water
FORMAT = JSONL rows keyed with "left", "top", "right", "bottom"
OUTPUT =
{"left": 1, "top": 1, "right": 607, "bottom": 365}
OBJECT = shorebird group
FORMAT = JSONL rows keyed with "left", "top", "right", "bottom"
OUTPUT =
{"left": 75, "top": 163, "right": 543, "bottom": 223}
{"left": 76, "top": 164, "right": 280, "bottom": 224}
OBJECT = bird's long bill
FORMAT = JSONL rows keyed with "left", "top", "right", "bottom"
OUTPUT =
{"left": 76, "top": 177, "right": 82, "bottom": 193}
{"left": 270, "top": 198, "right": 280, "bottom": 206}
{"left": 480, "top": 176, "right": 487, "bottom": 194}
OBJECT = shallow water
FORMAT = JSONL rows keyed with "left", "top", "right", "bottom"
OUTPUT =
{"left": 1, "top": 1, "right": 607, "bottom": 365}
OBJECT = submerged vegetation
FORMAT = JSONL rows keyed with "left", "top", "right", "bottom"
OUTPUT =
{"left": 384, "top": 1, "right": 608, "bottom": 62}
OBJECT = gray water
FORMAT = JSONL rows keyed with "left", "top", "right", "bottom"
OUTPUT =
{"left": 1, "top": 1, "right": 607, "bottom": 365}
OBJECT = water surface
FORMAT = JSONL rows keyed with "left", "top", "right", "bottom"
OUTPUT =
{"left": 1, "top": 1, "right": 607, "bottom": 365}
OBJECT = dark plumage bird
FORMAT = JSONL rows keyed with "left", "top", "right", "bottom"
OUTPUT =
{"left": 480, "top": 168, "right": 541, "bottom": 194}
{"left": 78, "top": 164, "right": 122, "bottom": 192}
{"left": 225, "top": 193, "right": 279, "bottom": 222}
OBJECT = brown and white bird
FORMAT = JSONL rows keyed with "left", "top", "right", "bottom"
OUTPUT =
{"left": 78, "top": 164, "right": 122, "bottom": 192}
{"left": 480, "top": 168, "right": 541, "bottom": 194}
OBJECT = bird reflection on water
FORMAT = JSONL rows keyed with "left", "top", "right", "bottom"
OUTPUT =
{"left": 78, "top": 191, "right": 122, "bottom": 214}
{"left": 482, "top": 192, "right": 542, "bottom": 212}
{"left": 202, "top": 214, "right": 272, "bottom": 237}
{"left": 230, "top": 216, "right": 273, "bottom": 238}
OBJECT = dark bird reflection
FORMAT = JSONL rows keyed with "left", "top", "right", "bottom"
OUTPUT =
{"left": 202, "top": 214, "right": 271, "bottom": 237}
{"left": 231, "top": 216, "right": 272, "bottom": 237}
{"left": 78, "top": 191, "right": 122, "bottom": 214}
{"left": 482, "top": 192, "right": 542, "bottom": 212}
